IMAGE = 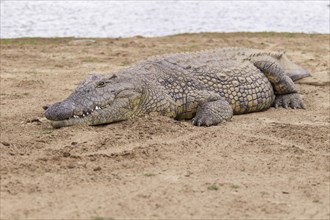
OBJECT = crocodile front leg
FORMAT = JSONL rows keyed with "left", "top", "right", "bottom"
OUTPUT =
{"left": 192, "top": 97, "right": 233, "bottom": 126}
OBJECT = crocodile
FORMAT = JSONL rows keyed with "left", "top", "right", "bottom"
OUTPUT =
{"left": 44, "top": 47, "right": 310, "bottom": 128}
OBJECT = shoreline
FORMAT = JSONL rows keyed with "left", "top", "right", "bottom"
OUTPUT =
{"left": 1, "top": 31, "right": 329, "bottom": 41}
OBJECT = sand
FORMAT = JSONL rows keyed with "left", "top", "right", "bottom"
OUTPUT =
{"left": 0, "top": 32, "right": 329, "bottom": 219}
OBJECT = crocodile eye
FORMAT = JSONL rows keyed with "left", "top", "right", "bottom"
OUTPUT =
{"left": 96, "top": 81, "right": 106, "bottom": 88}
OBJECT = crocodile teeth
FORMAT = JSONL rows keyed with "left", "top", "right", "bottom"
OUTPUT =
{"left": 73, "top": 115, "right": 79, "bottom": 118}
{"left": 95, "top": 106, "right": 101, "bottom": 110}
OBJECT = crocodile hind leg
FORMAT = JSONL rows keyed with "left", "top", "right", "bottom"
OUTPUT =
{"left": 192, "top": 98, "right": 233, "bottom": 126}
{"left": 252, "top": 56, "right": 305, "bottom": 109}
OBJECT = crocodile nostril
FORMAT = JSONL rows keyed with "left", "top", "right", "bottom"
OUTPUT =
{"left": 42, "top": 105, "right": 50, "bottom": 110}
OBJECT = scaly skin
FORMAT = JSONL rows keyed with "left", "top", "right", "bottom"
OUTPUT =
{"left": 44, "top": 47, "right": 310, "bottom": 128}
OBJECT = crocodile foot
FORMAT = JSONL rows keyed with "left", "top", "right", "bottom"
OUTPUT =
{"left": 274, "top": 93, "right": 305, "bottom": 109}
{"left": 192, "top": 99, "right": 233, "bottom": 126}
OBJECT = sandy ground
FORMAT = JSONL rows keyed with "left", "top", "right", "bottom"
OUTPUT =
{"left": 0, "top": 33, "right": 329, "bottom": 219}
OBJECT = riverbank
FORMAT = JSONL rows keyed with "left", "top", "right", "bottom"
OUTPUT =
{"left": 1, "top": 32, "right": 329, "bottom": 219}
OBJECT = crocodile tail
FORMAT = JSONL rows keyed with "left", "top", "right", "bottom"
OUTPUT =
{"left": 287, "top": 69, "right": 311, "bottom": 81}
{"left": 279, "top": 54, "right": 311, "bottom": 81}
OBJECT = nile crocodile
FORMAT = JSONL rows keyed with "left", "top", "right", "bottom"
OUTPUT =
{"left": 44, "top": 47, "right": 310, "bottom": 128}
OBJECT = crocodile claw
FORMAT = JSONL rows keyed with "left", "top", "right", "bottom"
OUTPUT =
{"left": 274, "top": 93, "right": 305, "bottom": 109}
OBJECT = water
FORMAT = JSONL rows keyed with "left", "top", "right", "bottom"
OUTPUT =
{"left": 1, "top": 1, "right": 329, "bottom": 38}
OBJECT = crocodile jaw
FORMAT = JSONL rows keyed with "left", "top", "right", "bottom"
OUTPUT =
{"left": 47, "top": 105, "right": 110, "bottom": 128}
{"left": 49, "top": 105, "right": 131, "bottom": 128}
{"left": 50, "top": 117, "right": 89, "bottom": 128}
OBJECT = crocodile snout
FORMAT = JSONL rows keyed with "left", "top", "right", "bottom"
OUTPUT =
{"left": 44, "top": 101, "right": 75, "bottom": 121}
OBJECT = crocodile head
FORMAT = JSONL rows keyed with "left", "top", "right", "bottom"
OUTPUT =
{"left": 44, "top": 74, "right": 143, "bottom": 128}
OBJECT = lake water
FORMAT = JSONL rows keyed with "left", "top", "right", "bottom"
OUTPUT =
{"left": 1, "top": 1, "right": 329, "bottom": 38}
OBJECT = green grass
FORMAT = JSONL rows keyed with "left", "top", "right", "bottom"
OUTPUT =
{"left": 143, "top": 172, "right": 156, "bottom": 177}
{"left": 207, "top": 184, "right": 219, "bottom": 191}
{"left": 0, "top": 37, "right": 74, "bottom": 45}
{"left": 82, "top": 57, "right": 100, "bottom": 63}
{"left": 207, "top": 183, "right": 239, "bottom": 191}
{"left": 260, "top": 191, "right": 269, "bottom": 196}
{"left": 1, "top": 33, "right": 325, "bottom": 46}
{"left": 188, "top": 45, "right": 199, "bottom": 50}
{"left": 93, "top": 217, "right": 114, "bottom": 220}
{"left": 230, "top": 184, "right": 240, "bottom": 189}
{"left": 120, "top": 60, "right": 131, "bottom": 66}
{"left": 39, "top": 128, "right": 54, "bottom": 135}
{"left": 7, "top": 93, "right": 30, "bottom": 98}
{"left": 173, "top": 31, "right": 324, "bottom": 38}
